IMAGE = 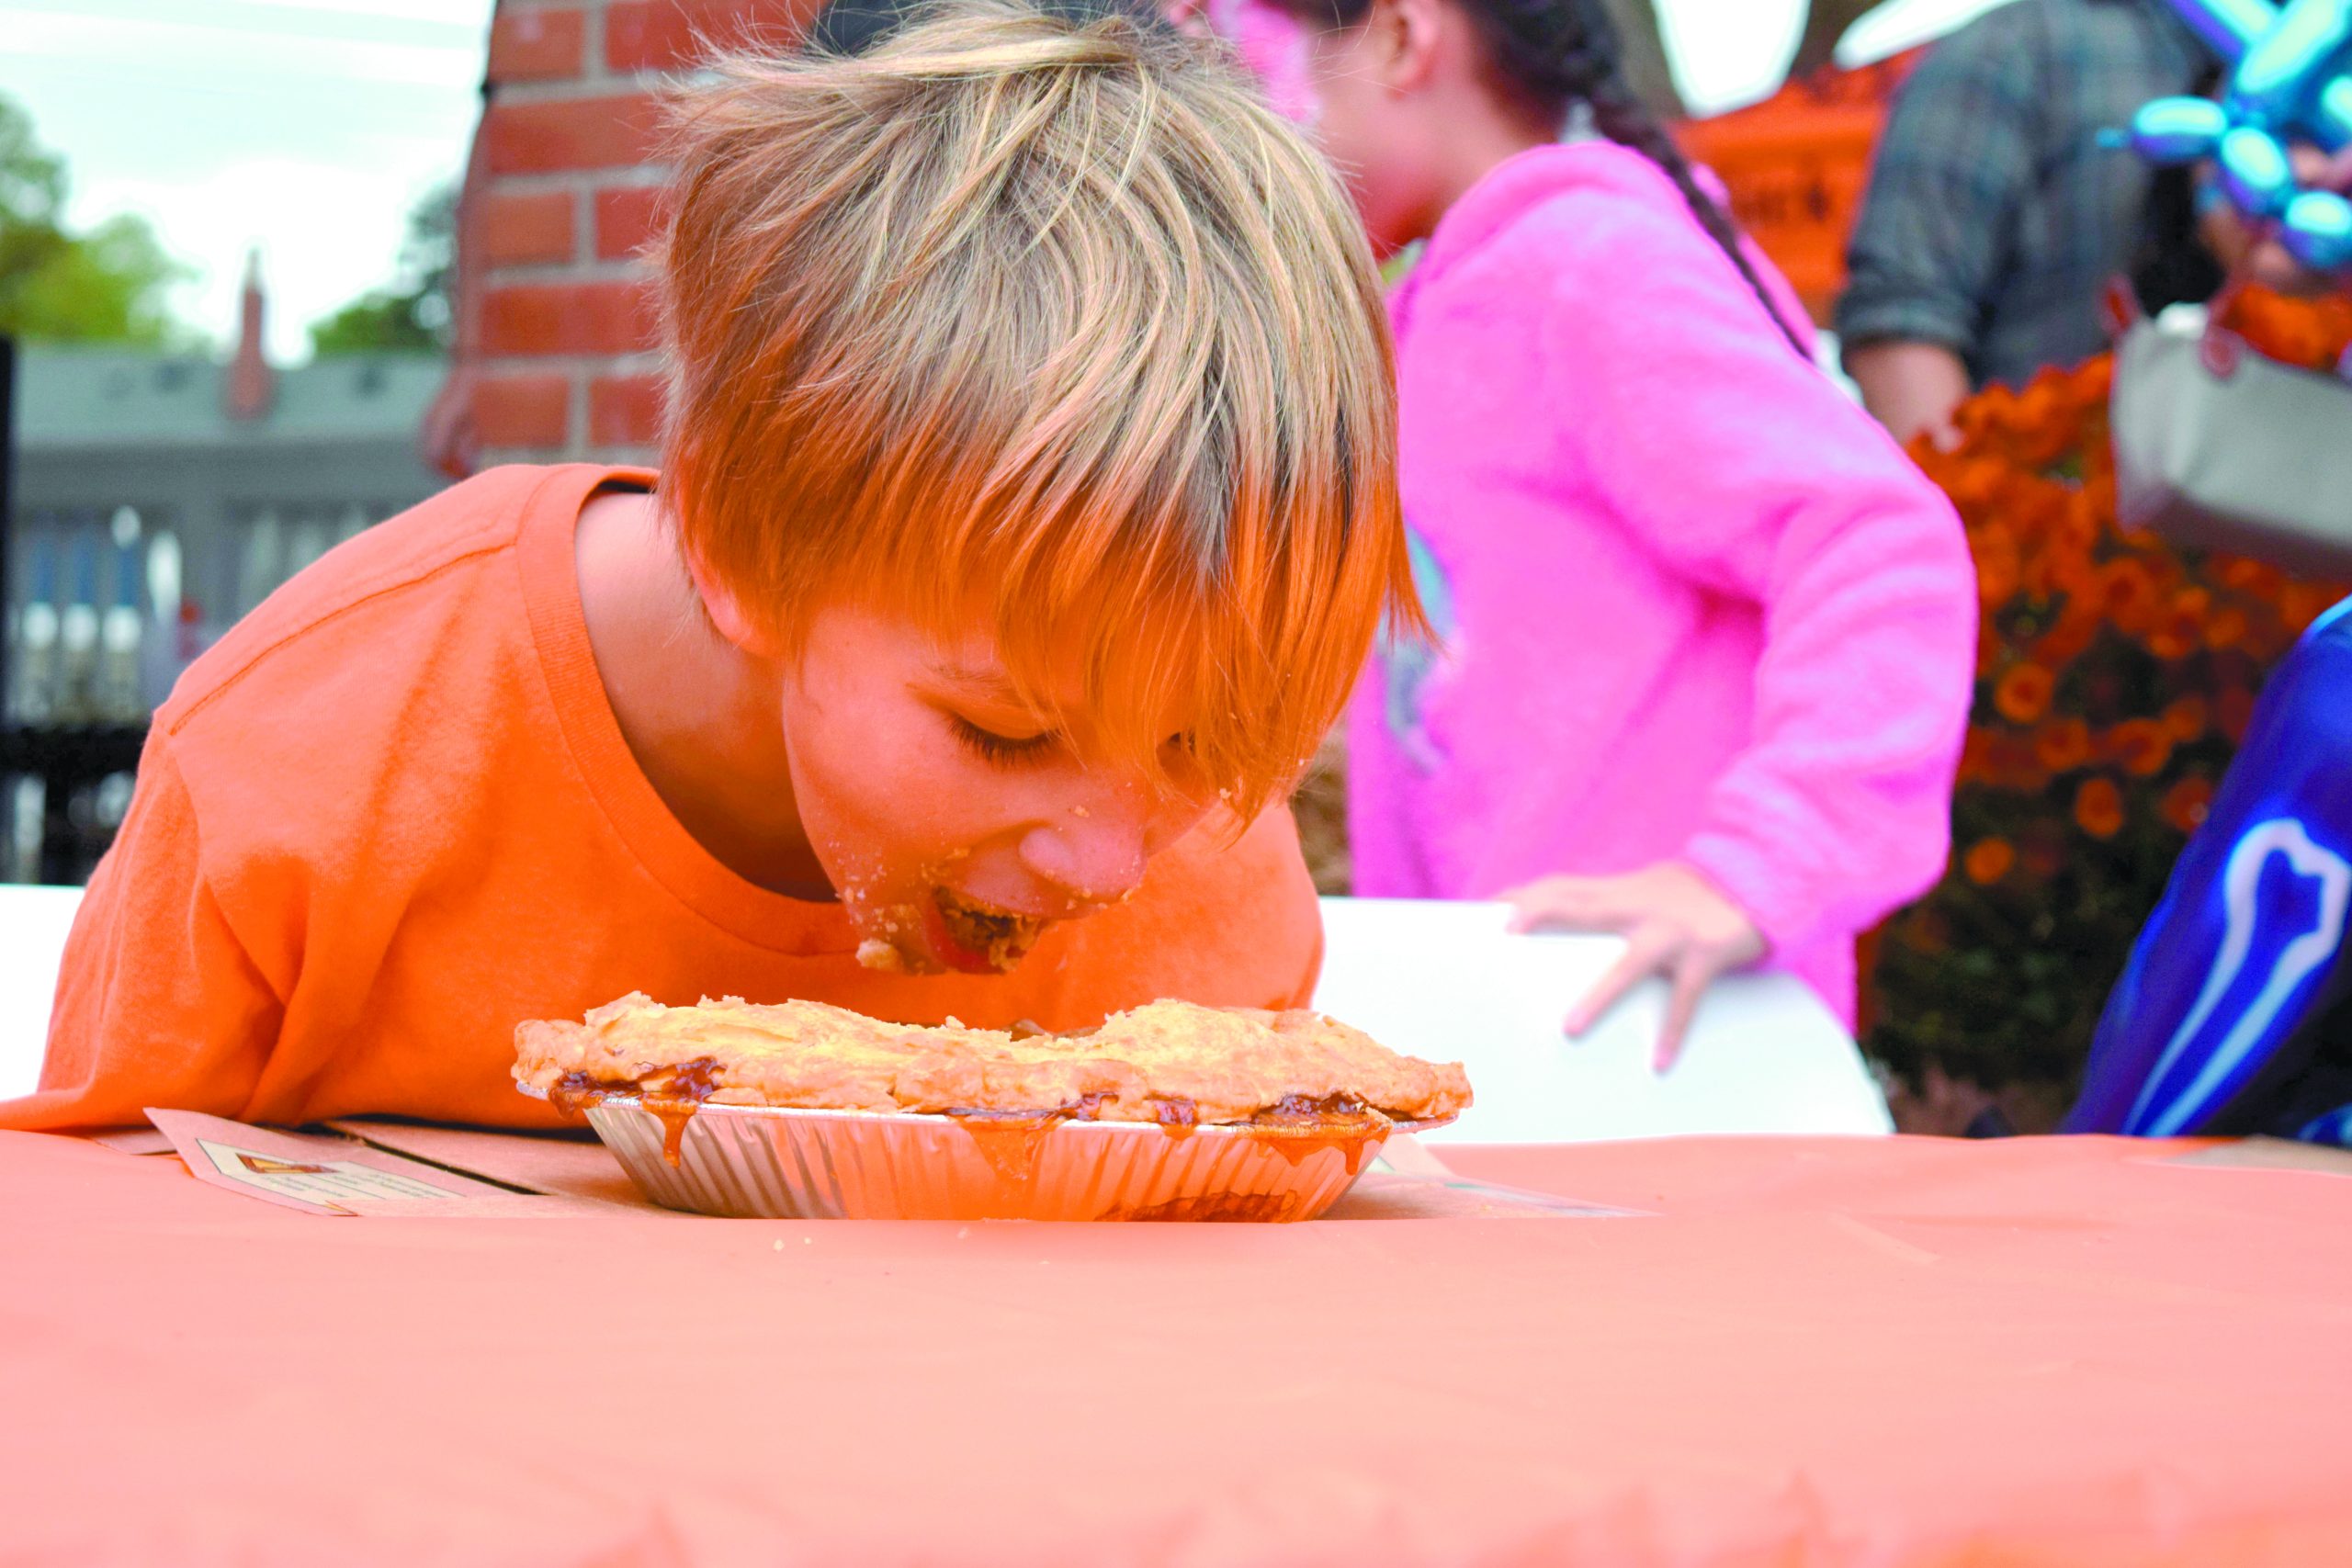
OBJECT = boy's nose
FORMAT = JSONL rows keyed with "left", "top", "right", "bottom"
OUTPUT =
{"left": 1018, "top": 812, "right": 1151, "bottom": 911}
{"left": 1020, "top": 770, "right": 1214, "bottom": 908}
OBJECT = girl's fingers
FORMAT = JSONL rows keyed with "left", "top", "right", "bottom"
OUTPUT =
{"left": 1505, "top": 877, "right": 1617, "bottom": 934}
{"left": 1652, "top": 957, "right": 1712, "bottom": 1073}
{"left": 1564, "top": 929, "right": 1669, "bottom": 1037}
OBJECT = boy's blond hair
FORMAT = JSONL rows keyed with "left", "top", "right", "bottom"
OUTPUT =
{"left": 658, "top": 1, "right": 1414, "bottom": 813}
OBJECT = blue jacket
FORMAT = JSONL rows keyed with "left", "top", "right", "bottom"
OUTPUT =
{"left": 2068, "top": 598, "right": 2352, "bottom": 1143}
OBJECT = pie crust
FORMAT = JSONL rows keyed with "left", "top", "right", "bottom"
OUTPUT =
{"left": 513, "top": 994, "right": 1472, "bottom": 1130}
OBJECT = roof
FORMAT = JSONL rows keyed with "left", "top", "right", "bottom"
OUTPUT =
{"left": 11, "top": 346, "right": 447, "bottom": 450}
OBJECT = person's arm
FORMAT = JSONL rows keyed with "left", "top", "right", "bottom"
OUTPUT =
{"left": 0, "top": 737, "right": 284, "bottom": 1131}
{"left": 2067, "top": 603, "right": 2352, "bottom": 1139}
{"left": 1843, "top": 338, "right": 1973, "bottom": 449}
{"left": 1834, "top": 10, "right": 2042, "bottom": 437}
{"left": 1510, "top": 187, "right": 1980, "bottom": 1064}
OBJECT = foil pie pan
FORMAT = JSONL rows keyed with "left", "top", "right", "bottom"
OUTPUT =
{"left": 519, "top": 1084, "right": 1426, "bottom": 1221}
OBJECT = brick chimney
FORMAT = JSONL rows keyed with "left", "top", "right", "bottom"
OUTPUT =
{"left": 427, "top": 0, "right": 820, "bottom": 475}
{"left": 225, "top": 248, "right": 275, "bottom": 423}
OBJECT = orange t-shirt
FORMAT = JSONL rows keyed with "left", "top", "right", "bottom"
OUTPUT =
{"left": 4, "top": 465, "right": 1323, "bottom": 1132}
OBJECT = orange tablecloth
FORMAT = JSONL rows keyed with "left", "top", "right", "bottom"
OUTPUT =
{"left": 7, "top": 1129, "right": 2351, "bottom": 1565}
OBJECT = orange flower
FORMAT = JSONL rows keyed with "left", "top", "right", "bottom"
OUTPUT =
{"left": 1945, "top": 455, "right": 2007, "bottom": 510}
{"left": 2075, "top": 776, "right": 2127, "bottom": 840}
{"left": 2096, "top": 558, "right": 2159, "bottom": 634}
{"left": 2204, "top": 605, "right": 2249, "bottom": 651}
{"left": 2162, "top": 775, "right": 2215, "bottom": 834}
{"left": 1994, "top": 662, "right": 2054, "bottom": 724}
{"left": 2069, "top": 355, "right": 2115, "bottom": 405}
{"left": 2108, "top": 718, "right": 2172, "bottom": 777}
{"left": 2009, "top": 479, "right": 2071, "bottom": 539}
{"left": 2007, "top": 380, "right": 2076, "bottom": 467}
{"left": 2219, "top": 558, "right": 2283, "bottom": 600}
{"left": 1962, "top": 838, "right": 2017, "bottom": 885}
{"left": 2221, "top": 285, "right": 2352, "bottom": 371}
{"left": 2075, "top": 472, "right": 2117, "bottom": 530}
{"left": 2147, "top": 616, "right": 2197, "bottom": 660}
{"left": 1973, "top": 524, "right": 2020, "bottom": 605}
{"left": 2057, "top": 486, "right": 2106, "bottom": 557}
{"left": 2034, "top": 612, "right": 2099, "bottom": 669}
{"left": 2035, "top": 716, "right": 2094, "bottom": 772}
{"left": 2143, "top": 585, "right": 2208, "bottom": 660}
{"left": 2162, "top": 694, "right": 2208, "bottom": 742}
{"left": 1959, "top": 382, "right": 2021, "bottom": 444}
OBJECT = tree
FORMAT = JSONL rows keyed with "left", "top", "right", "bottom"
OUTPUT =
{"left": 0, "top": 93, "right": 189, "bottom": 344}
{"left": 308, "top": 182, "right": 456, "bottom": 355}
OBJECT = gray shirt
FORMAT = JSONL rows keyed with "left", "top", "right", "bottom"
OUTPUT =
{"left": 1836, "top": 0, "right": 2209, "bottom": 389}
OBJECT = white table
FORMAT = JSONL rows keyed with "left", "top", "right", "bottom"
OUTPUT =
{"left": 0, "top": 887, "right": 1892, "bottom": 1139}
{"left": 0, "top": 884, "right": 82, "bottom": 1101}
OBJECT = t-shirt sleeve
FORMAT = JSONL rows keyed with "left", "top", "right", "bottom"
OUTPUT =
{"left": 1534, "top": 192, "right": 1979, "bottom": 959}
{"left": 0, "top": 737, "right": 284, "bottom": 1132}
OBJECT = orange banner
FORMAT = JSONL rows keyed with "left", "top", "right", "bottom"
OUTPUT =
{"left": 1677, "top": 53, "right": 1919, "bottom": 324}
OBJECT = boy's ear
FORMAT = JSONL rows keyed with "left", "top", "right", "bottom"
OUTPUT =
{"left": 684, "top": 549, "right": 786, "bottom": 660}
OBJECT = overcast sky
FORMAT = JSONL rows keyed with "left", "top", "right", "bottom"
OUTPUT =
{"left": 0, "top": 0, "right": 2011, "bottom": 365}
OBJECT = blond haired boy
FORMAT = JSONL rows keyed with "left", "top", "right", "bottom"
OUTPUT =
{"left": 5, "top": 1, "right": 1413, "bottom": 1131}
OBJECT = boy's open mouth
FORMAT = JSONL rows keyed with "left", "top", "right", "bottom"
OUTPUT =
{"left": 922, "top": 887, "right": 1045, "bottom": 975}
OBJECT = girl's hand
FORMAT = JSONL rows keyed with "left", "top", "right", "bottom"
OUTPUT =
{"left": 1501, "top": 863, "right": 1767, "bottom": 1071}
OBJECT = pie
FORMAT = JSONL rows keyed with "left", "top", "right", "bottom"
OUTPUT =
{"left": 513, "top": 994, "right": 1472, "bottom": 1130}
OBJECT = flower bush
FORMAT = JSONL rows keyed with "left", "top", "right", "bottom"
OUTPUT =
{"left": 1860, "top": 288, "right": 2349, "bottom": 1102}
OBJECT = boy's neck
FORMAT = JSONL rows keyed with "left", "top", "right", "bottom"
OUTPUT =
{"left": 572, "top": 487, "right": 835, "bottom": 900}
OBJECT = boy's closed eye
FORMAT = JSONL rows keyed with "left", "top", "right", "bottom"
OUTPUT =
{"left": 946, "top": 713, "right": 1200, "bottom": 771}
{"left": 948, "top": 714, "right": 1059, "bottom": 766}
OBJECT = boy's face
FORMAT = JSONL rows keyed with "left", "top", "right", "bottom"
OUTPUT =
{"left": 777, "top": 603, "right": 1219, "bottom": 975}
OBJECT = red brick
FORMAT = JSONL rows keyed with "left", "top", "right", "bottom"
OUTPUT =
{"left": 481, "top": 279, "right": 661, "bottom": 355}
{"left": 605, "top": 0, "right": 818, "bottom": 73}
{"left": 487, "top": 6, "right": 585, "bottom": 83}
{"left": 474, "top": 373, "right": 571, "bottom": 448}
{"left": 591, "top": 373, "right": 666, "bottom": 446}
{"left": 485, "top": 94, "right": 664, "bottom": 176}
{"left": 594, "top": 184, "right": 668, "bottom": 260}
{"left": 480, "top": 189, "right": 577, "bottom": 268}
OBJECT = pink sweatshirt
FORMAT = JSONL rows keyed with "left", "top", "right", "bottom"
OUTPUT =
{"left": 1348, "top": 142, "right": 1978, "bottom": 1023}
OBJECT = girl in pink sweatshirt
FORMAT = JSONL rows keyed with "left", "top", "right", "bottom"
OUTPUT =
{"left": 1218, "top": 0, "right": 1977, "bottom": 1061}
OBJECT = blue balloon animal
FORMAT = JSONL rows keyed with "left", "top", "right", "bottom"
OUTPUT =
{"left": 2123, "top": 0, "right": 2352, "bottom": 271}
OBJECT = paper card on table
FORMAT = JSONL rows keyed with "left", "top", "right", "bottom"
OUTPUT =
{"left": 145, "top": 1110, "right": 570, "bottom": 1216}
{"left": 322, "top": 1118, "right": 649, "bottom": 1208}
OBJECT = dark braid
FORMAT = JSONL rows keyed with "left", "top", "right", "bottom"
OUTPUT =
{"left": 1554, "top": 15, "right": 1815, "bottom": 359}
{"left": 1283, "top": 0, "right": 1815, "bottom": 359}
